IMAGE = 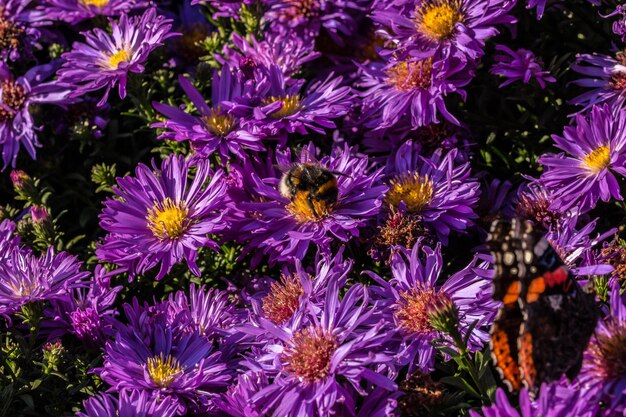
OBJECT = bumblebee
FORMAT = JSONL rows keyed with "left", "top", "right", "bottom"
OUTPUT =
{"left": 279, "top": 163, "right": 339, "bottom": 219}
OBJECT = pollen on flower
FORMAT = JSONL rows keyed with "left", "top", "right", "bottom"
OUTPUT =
{"left": 415, "top": 0, "right": 464, "bottom": 41}
{"left": 108, "top": 49, "right": 131, "bottom": 69}
{"left": 583, "top": 145, "right": 611, "bottom": 172}
{"left": 589, "top": 322, "right": 626, "bottom": 381}
{"left": 146, "top": 353, "right": 183, "bottom": 388}
{"left": 387, "top": 59, "right": 433, "bottom": 91}
{"left": 386, "top": 173, "right": 434, "bottom": 214}
{"left": 202, "top": 108, "right": 236, "bottom": 137}
{"left": 394, "top": 287, "right": 452, "bottom": 335}
{"left": 146, "top": 198, "right": 189, "bottom": 240}
{"left": 265, "top": 95, "right": 302, "bottom": 119}
{"left": 262, "top": 274, "right": 304, "bottom": 325}
{"left": 79, "top": 0, "right": 110, "bottom": 7}
{"left": 0, "top": 15, "right": 25, "bottom": 52}
{"left": 282, "top": 327, "right": 338, "bottom": 383}
{"left": 0, "top": 81, "right": 27, "bottom": 122}
{"left": 286, "top": 191, "right": 334, "bottom": 222}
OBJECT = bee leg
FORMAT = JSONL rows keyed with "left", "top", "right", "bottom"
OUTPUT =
{"left": 307, "top": 195, "right": 320, "bottom": 218}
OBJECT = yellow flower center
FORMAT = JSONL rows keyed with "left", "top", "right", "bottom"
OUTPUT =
{"left": 79, "top": 0, "right": 109, "bottom": 7}
{"left": 265, "top": 95, "right": 301, "bottom": 119}
{"left": 416, "top": 0, "right": 464, "bottom": 41}
{"left": 386, "top": 59, "right": 433, "bottom": 91}
{"left": 286, "top": 191, "right": 334, "bottom": 222}
{"left": 584, "top": 145, "right": 611, "bottom": 172}
{"left": 108, "top": 49, "right": 130, "bottom": 69}
{"left": 146, "top": 198, "right": 189, "bottom": 240}
{"left": 386, "top": 173, "right": 434, "bottom": 214}
{"left": 146, "top": 354, "right": 182, "bottom": 388}
{"left": 202, "top": 109, "right": 236, "bottom": 137}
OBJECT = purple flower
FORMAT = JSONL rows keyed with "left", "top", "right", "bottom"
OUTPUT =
{"left": 57, "top": 8, "right": 178, "bottom": 106}
{"left": 0, "top": 219, "right": 19, "bottom": 260}
{"left": 490, "top": 45, "right": 555, "bottom": 88}
{"left": 578, "top": 284, "right": 626, "bottom": 416}
{"left": 604, "top": 5, "right": 626, "bottom": 43}
{"left": 214, "top": 371, "right": 269, "bottom": 417}
{"left": 231, "top": 143, "right": 386, "bottom": 265}
{"left": 371, "top": 0, "right": 516, "bottom": 61}
{"left": 526, "top": 0, "right": 550, "bottom": 19}
{"left": 358, "top": 52, "right": 472, "bottom": 129}
{"left": 539, "top": 104, "right": 626, "bottom": 213}
{"left": 44, "top": 266, "right": 122, "bottom": 348}
{"left": 37, "top": 0, "right": 149, "bottom": 25}
{"left": 99, "top": 316, "right": 230, "bottom": 413}
{"left": 570, "top": 51, "right": 626, "bottom": 112}
{"left": 0, "top": 62, "right": 71, "bottom": 168}
{"left": 469, "top": 383, "right": 597, "bottom": 417}
{"left": 242, "top": 280, "right": 396, "bottom": 417}
{"left": 367, "top": 242, "right": 496, "bottom": 373}
{"left": 96, "top": 155, "right": 228, "bottom": 280}
{"left": 384, "top": 144, "right": 480, "bottom": 243}
{"left": 265, "top": 0, "right": 364, "bottom": 45}
{"left": 230, "top": 64, "right": 351, "bottom": 142}
{"left": 0, "top": 0, "right": 42, "bottom": 61}
{"left": 78, "top": 390, "right": 179, "bottom": 417}
{"left": 153, "top": 68, "right": 263, "bottom": 161}
{"left": 0, "top": 246, "right": 89, "bottom": 316}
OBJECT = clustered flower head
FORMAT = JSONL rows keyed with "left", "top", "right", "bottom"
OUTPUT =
{"left": 2, "top": 0, "right": 626, "bottom": 417}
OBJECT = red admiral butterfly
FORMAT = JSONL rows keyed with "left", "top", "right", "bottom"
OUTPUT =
{"left": 487, "top": 218, "right": 597, "bottom": 392}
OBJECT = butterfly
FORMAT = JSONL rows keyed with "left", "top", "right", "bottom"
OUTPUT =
{"left": 487, "top": 218, "right": 598, "bottom": 392}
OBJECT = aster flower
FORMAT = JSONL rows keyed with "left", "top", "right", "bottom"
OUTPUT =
{"left": 214, "top": 371, "right": 269, "bottom": 417}
{"left": 44, "top": 266, "right": 122, "bottom": 348}
{"left": 606, "top": 5, "right": 626, "bottom": 43}
{"left": 57, "top": 8, "right": 178, "bottom": 106}
{"left": 0, "top": 219, "right": 19, "bottom": 260}
{"left": 539, "top": 104, "right": 626, "bottom": 213}
{"left": 371, "top": 0, "right": 516, "bottom": 61}
{"left": 96, "top": 154, "right": 228, "bottom": 280}
{"left": 0, "top": 246, "right": 89, "bottom": 317}
{"left": 38, "top": 0, "right": 149, "bottom": 25}
{"left": 231, "top": 143, "right": 386, "bottom": 265}
{"left": 77, "top": 390, "right": 179, "bottom": 417}
{"left": 0, "top": 0, "right": 42, "bottom": 61}
{"left": 490, "top": 45, "right": 555, "bottom": 88}
{"left": 358, "top": 52, "right": 472, "bottom": 129}
{"left": 578, "top": 284, "right": 626, "bottom": 415}
{"left": 383, "top": 144, "right": 480, "bottom": 244}
{"left": 216, "top": 32, "right": 319, "bottom": 83}
{"left": 230, "top": 64, "right": 351, "bottom": 142}
{"left": 264, "top": 0, "right": 364, "bottom": 45}
{"left": 367, "top": 242, "right": 496, "bottom": 373}
{"left": 526, "top": 0, "right": 557, "bottom": 19}
{"left": 570, "top": 51, "right": 626, "bottom": 112}
{"left": 0, "top": 62, "right": 71, "bottom": 168}
{"left": 242, "top": 280, "right": 396, "bottom": 417}
{"left": 99, "top": 317, "right": 230, "bottom": 413}
{"left": 469, "top": 383, "right": 597, "bottom": 417}
{"left": 153, "top": 68, "right": 263, "bottom": 161}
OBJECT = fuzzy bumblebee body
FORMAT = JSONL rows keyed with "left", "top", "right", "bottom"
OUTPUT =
{"left": 279, "top": 163, "right": 339, "bottom": 219}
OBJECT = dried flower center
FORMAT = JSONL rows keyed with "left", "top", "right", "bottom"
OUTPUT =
{"left": 584, "top": 145, "right": 611, "bottom": 172}
{"left": 202, "top": 109, "right": 236, "bottom": 137}
{"left": 146, "top": 198, "right": 189, "bottom": 240}
{"left": 386, "top": 173, "right": 434, "bottom": 214}
{"left": 589, "top": 323, "right": 626, "bottom": 381}
{"left": 600, "top": 242, "right": 626, "bottom": 287}
{"left": 265, "top": 95, "right": 301, "bottom": 119}
{"left": 146, "top": 354, "right": 183, "bottom": 388}
{"left": 286, "top": 191, "right": 334, "bottom": 222}
{"left": 108, "top": 49, "right": 130, "bottom": 69}
{"left": 283, "top": 0, "right": 320, "bottom": 19}
{"left": 375, "top": 206, "right": 430, "bottom": 255}
{"left": 394, "top": 288, "right": 451, "bottom": 335}
{"left": 0, "top": 81, "right": 27, "bottom": 122}
{"left": 415, "top": 0, "right": 464, "bottom": 41}
{"left": 516, "top": 189, "right": 558, "bottom": 228}
{"left": 79, "top": 0, "right": 110, "bottom": 7}
{"left": 387, "top": 59, "right": 433, "bottom": 91}
{"left": 282, "top": 327, "right": 338, "bottom": 383}
{"left": 262, "top": 274, "right": 304, "bottom": 325}
{"left": 398, "top": 371, "right": 445, "bottom": 415}
{"left": 0, "top": 15, "right": 25, "bottom": 52}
